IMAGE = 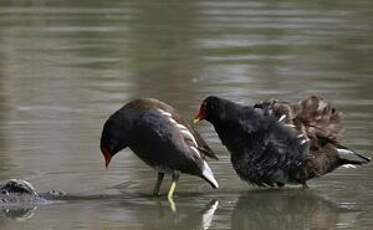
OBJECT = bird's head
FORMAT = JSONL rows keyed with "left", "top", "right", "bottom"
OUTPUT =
{"left": 100, "top": 112, "right": 131, "bottom": 168}
{"left": 194, "top": 96, "right": 227, "bottom": 124}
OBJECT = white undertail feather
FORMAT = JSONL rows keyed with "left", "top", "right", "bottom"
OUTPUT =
{"left": 337, "top": 147, "right": 371, "bottom": 163}
{"left": 342, "top": 164, "right": 357, "bottom": 169}
{"left": 202, "top": 161, "right": 219, "bottom": 188}
{"left": 337, "top": 148, "right": 354, "bottom": 156}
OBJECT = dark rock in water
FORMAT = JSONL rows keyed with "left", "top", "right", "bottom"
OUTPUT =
{"left": 0, "top": 179, "right": 65, "bottom": 221}
{"left": 0, "top": 179, "right": 38, "bottom": 197}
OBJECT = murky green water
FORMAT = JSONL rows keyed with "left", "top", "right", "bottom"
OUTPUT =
{"left": 1, "top": 0, "right": 373, "bottom": 229}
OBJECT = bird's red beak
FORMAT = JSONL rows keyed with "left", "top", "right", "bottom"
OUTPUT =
{"left": 193, "top": 104, "right": 206, "bottom": 124}
{"left": 102, "top": 146, "right": 112, "bottom": 168}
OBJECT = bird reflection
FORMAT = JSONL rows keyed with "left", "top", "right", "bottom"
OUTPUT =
{"left": 0, "top": 206, "right": 37, "bottom": 221}
{"left": 142, "top": 199, "right": 219, "bottom": 230}
{"left": 231, "top": 190, "right": 361, "bottom": 230}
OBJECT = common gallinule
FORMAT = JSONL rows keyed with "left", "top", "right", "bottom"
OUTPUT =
{"left": 100, "top": 98, "right": 219, "bottom": 199}
{"left": 194, "top": 96, "right": 370, "bottom": 188}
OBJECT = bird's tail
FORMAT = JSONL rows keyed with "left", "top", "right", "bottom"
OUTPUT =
{"left": 337, "top": 144, "right": 371, "bottom": 167}
{"left": 201, "top": 161, "right": 219, "bottom": 189}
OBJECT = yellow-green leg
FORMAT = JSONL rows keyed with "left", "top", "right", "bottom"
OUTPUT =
{"left": 167, "top": 172, "right": 180, "bottom": 212}
{"left": 167, "top": 173, "right": 179, "bottom": 199}
{"left": 152, "top": 172, "right": 164, "bottom": 196}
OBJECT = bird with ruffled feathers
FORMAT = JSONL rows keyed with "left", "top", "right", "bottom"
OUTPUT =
{"left": 194, "top": 96, "right": 370, "bottom": 188}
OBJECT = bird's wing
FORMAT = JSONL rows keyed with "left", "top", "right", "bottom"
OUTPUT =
{"left": 296, "top": 96, "right": 343, "bottom": 143}
{"left": 155, "top": 104, "right": 219, "bottom": 160}
{"left": 254, "top": 96, "right": 343, "bottom": 148}
{"left": 249, "top": 123, "right": 310, "bottom": 186}
{"left": 186, "top": 125, "right": 219, "bottom": 160}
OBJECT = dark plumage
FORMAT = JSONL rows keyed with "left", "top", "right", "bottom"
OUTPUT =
{"left": 194, "top": 96, "right": 370, "bottom": 188}
{"left": 100, "top": 98, "right": 219, "bottom": 199}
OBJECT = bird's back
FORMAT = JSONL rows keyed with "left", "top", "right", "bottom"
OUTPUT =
{"left": 126, "top": 98, "right": 218, "bottom": 160}
{"left": 211, "top": 101, "right": 309, "bottom": 186}
{"left": 254, "top": 96, "right": 342, "bottom": 148}
{"left": 122, "top": 98, "right": 217, "bottom": 178}
{"left": 254, "top": 96, "right": 369, "bottom": 182}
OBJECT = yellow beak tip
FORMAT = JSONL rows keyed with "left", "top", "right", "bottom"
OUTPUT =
{"left": 193, "top": 118, "right": 200, "bottom": 124}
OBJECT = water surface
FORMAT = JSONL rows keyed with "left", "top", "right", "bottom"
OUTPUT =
{"left": 1, "top": 0, "right": 373, "bottom": 229}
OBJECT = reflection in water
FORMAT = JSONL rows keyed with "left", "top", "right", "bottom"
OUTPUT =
{"left": 0, "top": 51, "right": 7, "bottom": 178}
{"left": 0, "top": 179, "right": 47, "bottom": 222}
{"left": 0, "top": 185, "right": 219, "bottom": 230}
{"left": 231, "top": 190, "right": 361, "bottom": 230}
{"left": 141, "top": 199, "right": 219, "bottom": 230}
{"left": 0, "top": 0, "right": 373, "bottom": 229}
{"left": 125, "top": 0, "right": 204, "bottom": 104}
{"left": 0, "top": 207, "right": 37, "bottom": 222}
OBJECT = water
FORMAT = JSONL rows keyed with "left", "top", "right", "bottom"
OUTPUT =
{"left": 0, "top": 0, "right": 373, "bottom": 229}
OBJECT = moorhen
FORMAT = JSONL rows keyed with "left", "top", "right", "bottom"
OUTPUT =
{"left": 100, "top": 98, "right": 219, "bottom": 199}
{"left": 194, "top": 96, "right": 370, "bottom": 188}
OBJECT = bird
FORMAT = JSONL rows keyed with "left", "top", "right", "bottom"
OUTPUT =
{"left": 100, "top": 98, "right": 219, "bottom": 200}
{"left": 193, "top": 95, "right": 370, "bottom": 188}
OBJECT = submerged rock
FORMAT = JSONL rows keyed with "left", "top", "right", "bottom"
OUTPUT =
{"left": 0, "top": 179, "right": 65, "bottom": 221}
{"left": 0, "top": 179, "right": 38, "bottom": 197}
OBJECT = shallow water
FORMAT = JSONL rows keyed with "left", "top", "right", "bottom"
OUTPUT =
{"left": 1, "top": 0, "right": 373, "bottom": 229}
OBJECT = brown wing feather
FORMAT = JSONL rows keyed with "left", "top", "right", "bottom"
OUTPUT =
{"left": 187, "top": 125, "right": 219, "bottom": 160}
{"left": 132, "top": 98, "right": 219, "bottom": 160}
{"left": 254, "top": 96, "right": 345, "bottom": 178}
{"left": 254, "top": 96, "right": 344, "bottom": 154}
{"left": 296, "top": 96, "right": 343, "bottom": 143}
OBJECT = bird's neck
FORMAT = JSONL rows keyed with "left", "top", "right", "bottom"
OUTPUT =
{"left": 210, "top": 105, "right": 260, "bottom": 155}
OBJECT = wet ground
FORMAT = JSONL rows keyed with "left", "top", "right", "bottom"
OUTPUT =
{"left": 1, "top": 0, "right": 373, "bottom": 229}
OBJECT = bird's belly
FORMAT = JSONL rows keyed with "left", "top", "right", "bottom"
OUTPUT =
{"left": 129, "top": 147, "right": 173, "bottom": 172}
{"left": 153, "top": 165, "right": 174, "bottom": 174}
{"left": 134, "top": 152, "right": 176, "bottom": 174}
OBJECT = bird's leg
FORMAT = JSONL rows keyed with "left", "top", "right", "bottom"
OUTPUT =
{"left": 276, "top": 182, "right": 285, "bottom": 188}
{"left": 153, "top": 172, "right": 165, "bottom": 196}
{"left": 167, "top": 172, "right": 180, "bottom": 212}
{"left": 167, "top": 172, "right": 180, "bottom": 199}
{"left": 302, "top": 182, "right": 309, "bottom": 189}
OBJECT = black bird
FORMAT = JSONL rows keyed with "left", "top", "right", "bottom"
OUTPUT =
{"left": 194, "top": 96, "right": 370, "bottom": 188}
{"left": 100, "top": 98, "right": 219, "bottom": 199}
